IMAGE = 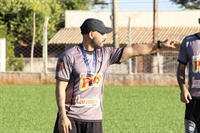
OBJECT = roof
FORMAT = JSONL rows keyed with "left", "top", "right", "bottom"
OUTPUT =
{"left": 48, "top": 27, "right": 199, "bottom": 45}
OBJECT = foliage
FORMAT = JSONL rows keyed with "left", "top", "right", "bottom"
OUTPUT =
{"left": 0, "top": 0, "right": 62, "bottom": 45}
{"left": 0, "top": 27, "right": 24, "bottom": 71}
{"left": 170, "top": 0, "right": 200, "bottom": 9}
{"left": 0, "top": 0, "right": 92, "bottom": 71}
{"left": 0, "top": 0, "right": 92, "bottom": 45}
{"left": 59, "top": 0, "right": 91, "bottom": 10}
{"left": 6, "top": 55, "right": 24, "bottom": 71}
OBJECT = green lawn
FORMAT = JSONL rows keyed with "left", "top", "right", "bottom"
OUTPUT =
{"left": 0, "top": 85, "right": 185, "bottom": 133}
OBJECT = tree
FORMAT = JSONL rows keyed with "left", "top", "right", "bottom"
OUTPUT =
{"left": 26, "top": 0, "right": 55, "bottom": 72}
{"left": 0, "top": 0, "right": 93, "bottom": 71}
{"left": 58, "top": 0, "right": 90, "bottom": 10}
{"left": 0, "top": 0, "right": 93, "bottom": 48}
{"left": 0, "top": 0, "right": 27, "bottom": 71}
{"left": 170, "top": 0, "right": 200, "bottom": 9}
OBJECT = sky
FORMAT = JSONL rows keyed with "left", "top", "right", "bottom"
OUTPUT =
{"left": 92, "top": 0, "right": 185, "bottom": 11}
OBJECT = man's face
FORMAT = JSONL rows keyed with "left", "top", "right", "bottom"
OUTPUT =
{"left": 91, "top": 31, "right": 107, "bottom": 49}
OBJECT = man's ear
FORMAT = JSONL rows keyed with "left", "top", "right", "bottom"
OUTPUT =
{"left": 88, "top": 31, "right": 94, "bottom": 39}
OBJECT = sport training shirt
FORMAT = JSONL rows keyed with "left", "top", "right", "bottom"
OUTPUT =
{"left": 55, "top": 45, "right": 124, "bottom": 121}
{"left": 178, "top": 33, "right": 200, "bottom": 98}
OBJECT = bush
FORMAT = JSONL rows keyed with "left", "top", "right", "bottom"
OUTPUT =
{"left": 4, "top": 34, "right": 24, "bottom": 71}
{"left": 6, "top": 55, "right": 24, "bottom": 71}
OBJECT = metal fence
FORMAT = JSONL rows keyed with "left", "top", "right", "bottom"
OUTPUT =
{"left": 107, "top": 51, "right": 179, "bottom": 74}
{"left": 5, "top": 43, "right": 179, "bottom": 74}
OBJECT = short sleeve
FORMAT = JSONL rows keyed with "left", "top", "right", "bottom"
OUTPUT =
{"left": 55, "top": 53, "right": 73, "bottom": 81}
{"left": 177, "top": 37, "right": 188, "bottom": 65}
{"left": 104, "top": 47, "right": 124, "bottom": 65}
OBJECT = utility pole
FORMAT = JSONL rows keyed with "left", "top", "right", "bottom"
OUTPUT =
{"left": 153, "top": 0, "right": 160, "bottom": 74}
{"left": 112, "top": 0, "right": 119, "bottom": 48}
{"left": 153, "top": 0, "right": 158, "bottom": 43}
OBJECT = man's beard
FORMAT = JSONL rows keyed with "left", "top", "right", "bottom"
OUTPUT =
{"left": 91, "top": 40, "right": 102, "bottom": 49}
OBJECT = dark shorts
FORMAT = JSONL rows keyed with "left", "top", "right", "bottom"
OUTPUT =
{"left": 185, "top": 98, "right": 200, "bottom": 132}
{"left": 53, "top": 113, "right": 103, "bottom": 133}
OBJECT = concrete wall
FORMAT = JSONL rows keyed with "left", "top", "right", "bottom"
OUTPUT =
{"left": 0, "top": 72, "right": 185, "bottom": 86}
{"left": 65, "top": 10, "right": 200, "bottom": 27}
{"left": 0, "top": 72, "right": 55, "bottom": 84}
{"left": 23, "top": 58, "right": 57, "bottom": 72}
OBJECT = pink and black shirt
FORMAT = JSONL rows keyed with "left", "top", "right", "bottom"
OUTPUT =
{"left": 178, "top": 33, "right": 200, "bottom": 98}
{"left": 56, "top": 45, "right": 124, "bottom": 121}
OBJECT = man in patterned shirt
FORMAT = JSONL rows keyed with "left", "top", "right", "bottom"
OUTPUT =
{"left": 177, "top": 18, "right": 200, "bottom": 133}
{"left": 53, "top": 18, "right": 177, "bottom": 133}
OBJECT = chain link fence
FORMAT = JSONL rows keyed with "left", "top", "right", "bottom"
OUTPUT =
{"left": 4, "top": 42, "right": 179, "bottom": 74}
{"left": 106, "top": 51, "right": 179, "bottom": 74}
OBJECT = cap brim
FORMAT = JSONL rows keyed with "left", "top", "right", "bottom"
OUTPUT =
{"left": 98, "top": 27, "right": 113, "bottom": 34}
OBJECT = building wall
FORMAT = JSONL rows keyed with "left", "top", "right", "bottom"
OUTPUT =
{"left": 65, "top": 10, "right": 199, "bottom": 27}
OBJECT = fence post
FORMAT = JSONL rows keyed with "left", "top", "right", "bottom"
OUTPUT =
{"left": 127, "top": 17, "right": 132, "bottom": 74}
{"left": 43, "top": 17, "right": 49, "bottom": 73}
{"left": 0, "top": 38, "right": 6, "bottom": 72}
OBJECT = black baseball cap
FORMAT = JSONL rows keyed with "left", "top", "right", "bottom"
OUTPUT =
{"left": 80, "top": 18, "right": 113, "bottom": 35}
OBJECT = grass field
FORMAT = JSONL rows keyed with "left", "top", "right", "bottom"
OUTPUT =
{"left": 0, "top": 85, "right": 185, "bottom": 133}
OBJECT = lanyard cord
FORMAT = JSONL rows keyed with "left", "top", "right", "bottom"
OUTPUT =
{"left": 79, "top": 44, "right": 96, "bottom": 75}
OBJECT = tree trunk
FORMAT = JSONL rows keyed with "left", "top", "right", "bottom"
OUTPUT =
{"left": 30, "top": 11, "right": 36, "bottom": 72}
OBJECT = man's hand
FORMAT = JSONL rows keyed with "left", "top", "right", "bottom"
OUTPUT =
{"left": 58, "top": 116, "right": 72, "bottom": 133}
{"left": 161, "top": 39, "right": 177, "bottom": 49}
{"left": 180, "top": 89, "right": 192, "bottom": 104}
